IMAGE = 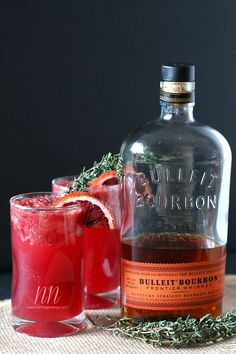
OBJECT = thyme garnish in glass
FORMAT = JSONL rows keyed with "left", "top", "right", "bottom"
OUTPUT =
{"left": 68, "top": 152, "right": 123, "bottom": 192}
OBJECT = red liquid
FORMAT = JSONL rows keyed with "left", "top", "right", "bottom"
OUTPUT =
{"left": 85, "top": 185, "right": 121, "bottom": 299}
{"left": 84, "top": 227, "right": 121, "bottom": 294}
{"left": 52, "top": 181, "right": 122, "bottom": 307}
{"left": 11, "top": 196, "right": 83, "bottom": 322}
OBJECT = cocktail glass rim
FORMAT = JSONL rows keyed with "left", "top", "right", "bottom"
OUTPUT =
{"left": 10, "top": 192, "right": 82, "bottom": 211}
{"left": 52, "top": 175, "right": 78, "bottom": 185}
{"left": 52, "top": 175, "right": 121, "bottom": 192}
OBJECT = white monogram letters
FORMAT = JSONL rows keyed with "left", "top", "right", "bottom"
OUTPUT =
{"left": 34, "top": 286, "right": 61, "bottom": 305}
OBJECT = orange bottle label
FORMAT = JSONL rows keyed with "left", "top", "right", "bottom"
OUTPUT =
{"left": 121, "top": 256, "right": 226, "bottom": 310}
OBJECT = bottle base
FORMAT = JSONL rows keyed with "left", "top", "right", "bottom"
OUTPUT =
{"left": 11, "top": 312, "right": 86, "bottom": 337}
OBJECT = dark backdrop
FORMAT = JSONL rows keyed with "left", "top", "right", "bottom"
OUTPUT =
{"left": 1, "top": 1, "right": 235, "bottom": 272}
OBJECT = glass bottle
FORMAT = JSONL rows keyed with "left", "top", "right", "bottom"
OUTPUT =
{"left": 120, "top": 63, "right": 231, "bottom": 320}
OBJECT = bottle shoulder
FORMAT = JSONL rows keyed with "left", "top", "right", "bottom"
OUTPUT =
{"left": 120, "top": 119, "right": 231, "bottom": 164}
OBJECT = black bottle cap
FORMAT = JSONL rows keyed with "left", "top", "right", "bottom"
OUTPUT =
{"left": 161, "top": 63, "right": 195, "bottom": 82}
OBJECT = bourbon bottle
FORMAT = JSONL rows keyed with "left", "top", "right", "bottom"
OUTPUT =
{"left": 120, "top": 63, "right": 231, "bottom": 320}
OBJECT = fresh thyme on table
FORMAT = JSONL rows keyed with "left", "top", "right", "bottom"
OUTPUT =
{"left": 91, "top": 311, "right": 236, "bottom": 348}
{"left": 68, "top": 152, "right": 124, "bottom": 192}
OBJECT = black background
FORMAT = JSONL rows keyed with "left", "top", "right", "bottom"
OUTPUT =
{"left": 1, "top": 1, "right": 235, "bottom": 272}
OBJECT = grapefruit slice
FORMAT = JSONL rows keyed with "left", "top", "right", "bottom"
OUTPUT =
{"left": 54, "top": 192, "right": 116, "bottom": 229}
{"left": 89, "top": 171, "right": 119, "bottom": 187}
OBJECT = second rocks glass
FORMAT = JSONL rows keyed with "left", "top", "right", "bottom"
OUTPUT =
{"left": 52, "top": 176, "right": 121, "bottom": 309}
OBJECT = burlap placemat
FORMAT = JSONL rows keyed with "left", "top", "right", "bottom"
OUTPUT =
{"left": 0, "top": 275, "right": 236, "bottom": 354}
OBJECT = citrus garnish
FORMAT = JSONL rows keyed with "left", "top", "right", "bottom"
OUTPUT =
{"left": 54, "top": 192, "right": 116, "bottom": 229}
{"left": 69, "top": 153, "right": 123, "bottom": 192}
{"left": 89, "top": 171, "right": 119, "bottom": 187}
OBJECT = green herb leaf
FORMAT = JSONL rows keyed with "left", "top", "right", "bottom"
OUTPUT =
{"left": 68, "top": 152, "right": 124, "bottom": 192}
{"left": 92, "top": 310, "right": 236, "bottom": 347}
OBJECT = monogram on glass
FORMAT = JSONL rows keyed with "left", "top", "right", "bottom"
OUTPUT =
{"left": 10, "top": 192, "right": 85, "bottom": 337}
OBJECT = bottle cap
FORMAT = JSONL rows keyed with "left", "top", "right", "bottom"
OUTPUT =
{"left": 161, "top": 63, "right": 195, "bottom": 82}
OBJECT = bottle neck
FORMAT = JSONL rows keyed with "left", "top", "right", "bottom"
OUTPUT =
{"left": 159, "top": 81, "right": 195, "bottom": 122}
{"left": 160, "top": 102, "right": 195, "bottom": 122}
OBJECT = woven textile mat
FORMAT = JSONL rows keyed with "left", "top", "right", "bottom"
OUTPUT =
{"left": 0, "top": 275, "right": 236, "bottom": 354}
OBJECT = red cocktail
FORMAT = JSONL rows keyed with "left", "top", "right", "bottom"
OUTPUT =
{"left": 10, "top": 193, "right": 84, "bottom": 337}
{"left": 53, "top": 181, "right": 121, "bottom": 309}
{"left": 83, "top": 227, "right": 120, "bottom": 295}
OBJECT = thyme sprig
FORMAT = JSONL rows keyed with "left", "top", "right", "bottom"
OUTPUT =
{"left": 69, "top": 152, "right": 124, "bottom": 192}
{"left": 92, "top": 311, "right": 236, "bottom": 348}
